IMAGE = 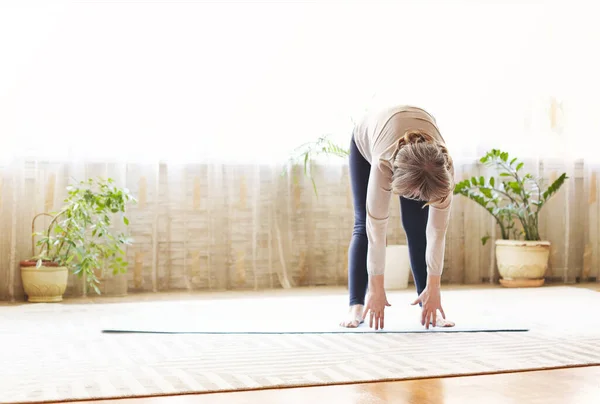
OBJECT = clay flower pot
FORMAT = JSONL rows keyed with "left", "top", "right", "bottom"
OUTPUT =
{"left": 20, "top": 260, "right": 68, "bottom": 302}
{"left": 495, "top": 240, "right": 551, "bottom": 287}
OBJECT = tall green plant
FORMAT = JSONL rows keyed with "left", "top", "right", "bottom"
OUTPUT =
{"left": 285, "top": 134, "right": 349, "bottom": 196}
{"left": 453, "top": 149, "right": 567, "bottom": 244}
{"left": 32, "top": 178, "right": 137, "bottom": 294}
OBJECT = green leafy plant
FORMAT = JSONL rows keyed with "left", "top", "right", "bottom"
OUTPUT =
{"left": 28, "top": 178, "right": 137, "bottom": 294}
{"left": 453, "top": 149, "right": 567, "bottom": 245}
{"left": 285, "top": 134, "right": 349, "bottom": 196}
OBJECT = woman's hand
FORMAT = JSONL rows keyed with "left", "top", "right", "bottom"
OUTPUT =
{"left": 362, "top": 275, "right": 391, "bottom": 330}
{"left": 411, "top": 275, "right": 445, "bottom": 329}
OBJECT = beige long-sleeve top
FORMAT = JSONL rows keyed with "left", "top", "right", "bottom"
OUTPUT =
{"left": 352, "top": 106, "right": 453, "bottom": 277}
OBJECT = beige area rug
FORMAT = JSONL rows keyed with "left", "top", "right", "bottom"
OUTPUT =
{"left": 1, "top": 286, "right": 599, "bottom": 403}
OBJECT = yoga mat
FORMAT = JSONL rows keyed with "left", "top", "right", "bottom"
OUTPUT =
{"left": 101, "top": 309, "right": 529, "bottom": 334}
{"left": 102, "top": 327, "right": 528, "bottom": 334}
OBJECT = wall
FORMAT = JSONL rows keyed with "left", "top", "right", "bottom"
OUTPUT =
{"left": 0, "top": 158, "right": 596, "bottom": 301}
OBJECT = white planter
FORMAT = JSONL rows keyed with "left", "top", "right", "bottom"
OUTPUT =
{"left": 384, "top": 244, "right": 411, "bottom": 290}
{"left": 495, "top": 239, "right": 551, "bottom": 287}
{"left": 20, "top": 261, "right": 68, "bottom": 302}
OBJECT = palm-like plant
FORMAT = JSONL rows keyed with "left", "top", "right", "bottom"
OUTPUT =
{"left": 285, "top": 135, "right": 349, "bottom": 196}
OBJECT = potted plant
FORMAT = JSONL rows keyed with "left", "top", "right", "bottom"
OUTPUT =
{"left": 453, "top": 149, "right": 567, "bottom": 287}
{"left": 20, "top": 178, "right": 136, "bottom": 302}
{"left": 287, "top": 135, "right": 412, "bottom": 290}
{"left": 286, "top": 135, "right": 350, "bottom": 195}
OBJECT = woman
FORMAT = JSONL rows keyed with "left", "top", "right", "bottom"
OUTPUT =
{"left": 340, "top": 105, "right": 455, "bottom": 330}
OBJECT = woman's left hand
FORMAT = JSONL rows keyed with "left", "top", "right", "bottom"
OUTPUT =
{"left": 411, "top": 280, "right": 445, "bottom": 329}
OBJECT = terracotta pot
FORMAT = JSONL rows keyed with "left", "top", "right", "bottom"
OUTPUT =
{"left": 20, "top": 260, "right": 68, "bottom": 302}
{"left": 495, "top": 240, "right": 551, "bottom": 287}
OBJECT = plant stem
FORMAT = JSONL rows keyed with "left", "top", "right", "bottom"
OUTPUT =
{"left": 481, "top": 185, "right": 519, "bottom": 205}
{"left": 53, "top": 221, "right": 73, "bottom": 262}
{"left": 42, "top": 209, "right": 68, "bottom": 259}
{"left": 497, "top": 219, "right": 508, "bottom": 239}
{"left": 532, "top": 177, "right": 543, "bottom": 240}
{"left": 497, "top": 159, "right": 536, "bottom": 240}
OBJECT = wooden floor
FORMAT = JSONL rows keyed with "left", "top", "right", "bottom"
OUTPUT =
{"left": 66, "top": 365, "right": 600, "bottom": 404}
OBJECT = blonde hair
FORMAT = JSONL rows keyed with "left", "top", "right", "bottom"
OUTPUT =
{"left": 391, "top": 129, "right": 454, "bottom": 206}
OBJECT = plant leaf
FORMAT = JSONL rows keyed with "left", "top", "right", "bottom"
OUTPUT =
{"left": 480, "top": 187, "right": 493, "bottom": 198}
{"left": 542, "top": 173, "right": 568, "bottom": 202}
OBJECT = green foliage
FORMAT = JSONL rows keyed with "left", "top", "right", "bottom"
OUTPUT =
{"left": 284, "top": 135, "right": 349, "bottom": 196}
{"left": 32, "top": 178, "right": 137, "bottom": 294}
{"left": 453, "top": 149, "right": 568, "bottom": 244}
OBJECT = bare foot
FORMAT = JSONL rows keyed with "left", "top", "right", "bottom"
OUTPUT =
{"left": 431, "top": 317, "right": 455, "bottom": 327}
{"left": 428, "top": 311, "right": 455, "bottom": 327}
{"left": 340, "top": 304, "right": 364, "bottom": 328}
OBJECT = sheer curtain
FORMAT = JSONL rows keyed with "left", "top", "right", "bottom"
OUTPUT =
{"left": 1, "top": 0, "right": 598, "bottom": 300}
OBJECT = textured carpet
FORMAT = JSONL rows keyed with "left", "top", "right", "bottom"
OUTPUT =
{"left": 1, "top": 286, "right": 599, "bottom": 403}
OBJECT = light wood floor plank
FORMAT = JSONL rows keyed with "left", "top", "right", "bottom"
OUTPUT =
{"left": 58, "top": 365, "right": 600, "bottom": 404}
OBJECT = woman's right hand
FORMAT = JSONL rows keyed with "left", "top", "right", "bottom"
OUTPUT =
{"left": 362, "top": 275, "right": 391, "bottom": 330}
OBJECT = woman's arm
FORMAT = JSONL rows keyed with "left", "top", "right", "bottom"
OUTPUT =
{"left": 426, "top": 194, "right": 452, "bottom": 275}
{"left": 365, "top": 160, "right": 393, "bottom": 277}
{"left": 412, "top": 194, "right": 453, "bottom": 328}
{"left": 362, "top": 160, "right": 393, "bottom": 330}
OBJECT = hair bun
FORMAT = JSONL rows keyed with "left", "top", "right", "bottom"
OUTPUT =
{"left": 392, "top": 130, "right": 433, "bottom": 162}
{"left": 403, "top": 130, "right": 429, "bottom": 145}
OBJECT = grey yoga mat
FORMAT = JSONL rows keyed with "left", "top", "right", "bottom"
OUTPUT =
{"left": 102, "top": 328, "right": 529, "bottom": 334}
{"left": 102, "top": 314, "right": 529, "bottom": 334}
{"left": 100, "top": 294, "right": 533, "bottom": 335}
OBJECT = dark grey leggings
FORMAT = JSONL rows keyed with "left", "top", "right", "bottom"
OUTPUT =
{"left": 348, "top": 136, "right": 429, "bottom": 306}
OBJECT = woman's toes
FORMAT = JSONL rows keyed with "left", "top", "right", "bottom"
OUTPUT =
{"left": 340, "top": 317, "right": 361, "bottom": 328}
{"left": 433, "top": 318, "right": 455, "bottom": 327}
